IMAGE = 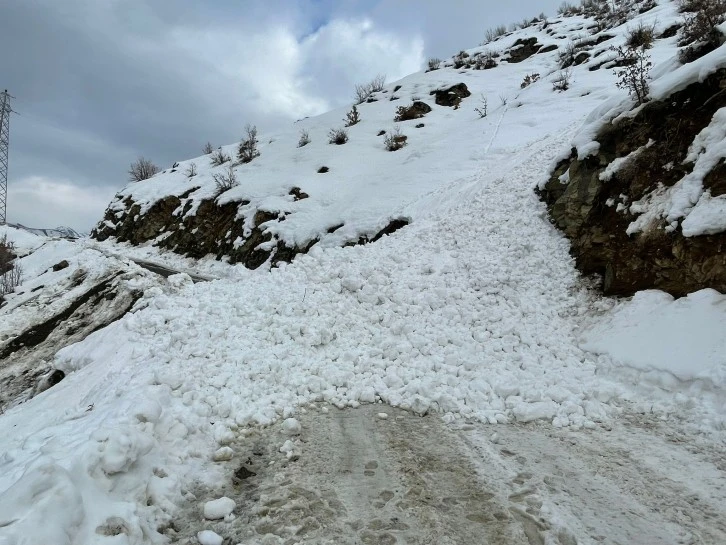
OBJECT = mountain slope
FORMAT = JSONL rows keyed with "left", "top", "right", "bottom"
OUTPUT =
{"left": 1, "top": 1, "right": 725, "bottom": 544}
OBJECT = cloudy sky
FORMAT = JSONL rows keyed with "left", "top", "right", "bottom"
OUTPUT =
{"left": 1, "top": 0, "right": 564, "bottom": 231}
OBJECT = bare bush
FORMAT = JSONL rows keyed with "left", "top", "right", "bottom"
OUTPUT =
{"left": 212, "top": 165, "right": 238, "bottom": 192}
{"left": 613, "top": 46, "right": 652, "bottom": 105}
{"left": 344, "top": 105, "right": 361, "bottom": 127}
{"left": 238, "top": 124, "right": 260, "bottom": 164}
{"left": 626, "top": 21, "right": 656, "bottom": 49}
{"left": 128, "top": 157, "right": 160, "bottom": 182}
{"left": 484, "top": 25, "right": 508, "bottom": 43}
{"left": 474, "top": 96, "right": 488, "bottom": 118}
{"left": 427, "top": 58, "right": 442, "bottom": 71}
{"left": 203, "top": 142, "right": 214, "bottom": 154}
{"left": 354, "top": 74, "right": 386, "bottom": 104}
{"left": 328, "top": 127, "right": 349, "bottom": 145}
{"left": 210, "top": 149, "right": 231, "bottom": 166}
{"left": 552, "top": 68, "right": 573, "bottom": 91}
{"left": 680, "top": 0, "right": 726, "bottom": 44}
{"left": 185, "top": 162, "right": 197, "bottom": 178}
{"left": 298, "top": 129, "right": 311, "bottom": 148}
{"left": 383, "top": 126, "right": 408, "bottom": 151}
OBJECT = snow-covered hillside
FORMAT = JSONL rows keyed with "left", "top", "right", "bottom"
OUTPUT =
{"left": 1, "top": 1, "right": 725, "bottom": 544}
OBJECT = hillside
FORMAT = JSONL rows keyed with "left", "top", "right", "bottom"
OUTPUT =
{"left": 1, "top": 1, "right": 726, "bottom": 544}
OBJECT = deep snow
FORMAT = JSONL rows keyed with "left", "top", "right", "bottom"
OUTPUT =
{"left": 1, "top": 2, "right": 725, "bottom": 544}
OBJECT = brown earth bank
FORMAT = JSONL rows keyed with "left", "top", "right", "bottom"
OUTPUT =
{"left": 92, "top": 191, "right": 409, "bottom": 269}
{"left": 538, "top": 68, "right": 726, "bottom": 296}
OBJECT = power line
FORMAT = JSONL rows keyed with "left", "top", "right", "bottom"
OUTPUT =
{"left": 0, "top": 90, "right": 15, "bottom": 225}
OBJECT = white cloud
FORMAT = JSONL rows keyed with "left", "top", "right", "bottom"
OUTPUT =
{"left": 8, "top": 177, "right": 115, "bottom": 232}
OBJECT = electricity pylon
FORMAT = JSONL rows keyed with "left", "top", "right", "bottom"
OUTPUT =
{"left": 0, "top": 90, "right": 14, "bottom": 225}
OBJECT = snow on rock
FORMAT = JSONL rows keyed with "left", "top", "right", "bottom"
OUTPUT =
{"left": 197, "top": 529, "right": 223, "bottom": 545}
{"left": 203, "top": 497, "right": 236, "bottom": 520}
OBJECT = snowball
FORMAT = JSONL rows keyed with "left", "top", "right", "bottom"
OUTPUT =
{"left": 212, "top": 447, "right": 234, "bottom": 462}
{"left": 203, "top": 497, "right": 236, "bottom": 520}
{"left": 197, "top": 530, "right": 223, "bottom": 545}
{"left": 282, "top": 418, "right": 301, "bottom": 435}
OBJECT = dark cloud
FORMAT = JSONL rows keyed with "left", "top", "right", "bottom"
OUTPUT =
{"left": 0, "top": 0, "right": 564, "bottom": 230}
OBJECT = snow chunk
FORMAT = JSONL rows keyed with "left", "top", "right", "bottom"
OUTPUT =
{"left": 203, "top": 497, "right": 236, "bottom": 520}
{"left": 212, "top": 447, "right": 234, "bottom": 462}
{"left": 198, "top": 529, "right": 224, "bottom": 545}
{"left": 282, "top": 417, "right": 302, "bottom": 435}
{"left": 512, "top": 401, "right": 559, "bottom": 423}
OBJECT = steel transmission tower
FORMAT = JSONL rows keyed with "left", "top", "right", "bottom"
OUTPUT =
{"left": 0, "top": 90, "right": 14, "bottom": 225}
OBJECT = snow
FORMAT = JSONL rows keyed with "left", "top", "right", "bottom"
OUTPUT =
{"left": 197, "top": 530, "right": 223, "bottom": 545}
{"left": 581, "top": 289, "right": 726, "bottom": 387}
{"left": 0, "top": 224, "right": 46, "bottom": 256}
{"left": 1, "top": 2, "right": 725, "bottom": 544}
{"left": 203, "top": 497, "right": 235, "bottom": 520}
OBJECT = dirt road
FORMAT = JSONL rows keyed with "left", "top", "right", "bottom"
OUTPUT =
{"left": 175, "top": 405, "right": 726, "bottom": 545}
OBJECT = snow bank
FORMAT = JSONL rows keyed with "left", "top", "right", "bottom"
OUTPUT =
{"left": 581, "top": 289, "right": 726, "bottom": 387}
{"left": 0, "top": 224, "right": 46, "bottom": 256}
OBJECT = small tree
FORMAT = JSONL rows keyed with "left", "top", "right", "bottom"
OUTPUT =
{"left": 212, "top": 165, "right": 238, "bottom": 192}
{"left": 613, "top": 46, "right": 652, "bottom": 105}
{"left": 298, "top": 129, "right": 311, "bottom": 148}
{"left": 328, "top": 127, "right": 349, "bottom": 145}
{"left": 128, "top": 157, "right": 160, "bottom": 182}
{"left": 210, "top": 149, "right": 231, "bottom": 166}
{"left": 344, "top": 105, "right": 361, "bottom": 127}
{"left": 203, "top": 142, "right": 214, "bottom": 154}
{"left": 185, "top": 162, "right": 197, "bottom": 178}
{"left": 238, "top": 124, "right": 260, "bottom": 164}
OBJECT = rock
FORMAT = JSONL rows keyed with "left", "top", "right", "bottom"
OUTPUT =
{"left": 52, "top": 260, "right": 69, "bottom": 272}
{"left": 317, "top": 166, "right": 329, "bottom": 173}
{"left": 282, "top": 418, "right": 301, "bottom": 435}
{"left": 289, "top": 187, "right": 309, "bottom": 200}
{"left": 394, "top": 101, "right": 432, "bottom": 121}
{"left": 203, "top": 497, "right": 236, "bottom": 520}
{"left": 429, "top": 83, "right": 471, "bottom": 107}
{"left": 538, "top": 68, "right": 726, "bottom": 296}
{"left": 212, "top": 447, "right": 234, "bottom": 462}
{"left": 506, "top": 37, "right": 541, "bottom": 63}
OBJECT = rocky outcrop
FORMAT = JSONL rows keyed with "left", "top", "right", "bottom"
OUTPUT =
{"left": 538, "top": 69, "right": 726, "bottom": 296}
{"left": 93, "top": 192, "right": 410, "bottom": 269}
{"left": 430, "top": 84, "right": 471, "bottom": 107}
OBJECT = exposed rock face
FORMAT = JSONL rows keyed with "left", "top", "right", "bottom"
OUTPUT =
{"left": 507, "top": 38, "right": 542, "bottom": 63}
{"left": 430, "top": 84, "right": 471, "bottom": 107}
{"left": 93, "top": 194, "right": 410, "bottom": 269}
{"left": 394, "top": 101, "right": 432, "bottom": 121}
{"left": 538, "top": 69, "right": 726, "bottom": 297}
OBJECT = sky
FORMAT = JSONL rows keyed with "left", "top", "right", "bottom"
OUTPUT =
{"left": 0, "top": 0, "right": 565, "bottom": 232}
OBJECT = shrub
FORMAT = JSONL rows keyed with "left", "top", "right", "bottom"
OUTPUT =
{"left": 354, "top": 74, "right": 386, "bottom": 104}
{"left": 679, "top": 0, "right": 726, "bottom": 44}
{"left": 521, "top": 73, "right": 541, "bottom": 88}
{"left": 383, "top": 126, "right": 407, "bottom": 151}
{"left": 427, "top": 58, "right": 442, "bottom": 71}
{"left": 613, "top": 46, "right": 652, "bottom": 105}
{"left": 203, "top": 142, "right": 214, "bottom": 154}
{"left": 128, "top": 157, "right": 159, "bottom": 182}
{"left": 298, "top": 129, "right": 311, "bottom": 148}
{"left": 238, "top": 124, "right": 260, "bottom": 164}
{"left": 185, "top": 162, "right": 197, "bottom": 178}
{"left": 474, "top": 96, "right": 488, "bottom": 118}
{"left": 625, "top": 21, "right": 656, "bottom": 49}
{"left": 484, "top": 25, "right": 507, "bottom": 43}
{"left": 213, "top": 165, "right": 238, "bottom": 192}
{"left": 552, "top": 68, "right": 573, "bottom": 91}
{"left": 210, "top": 149, "right": 231, "bottom": 166}
{"left": 344, "top": 105, "right": 360, "bottom": 127}
{"left": 328, "top": 127, "right": 349, "bottom": 145}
